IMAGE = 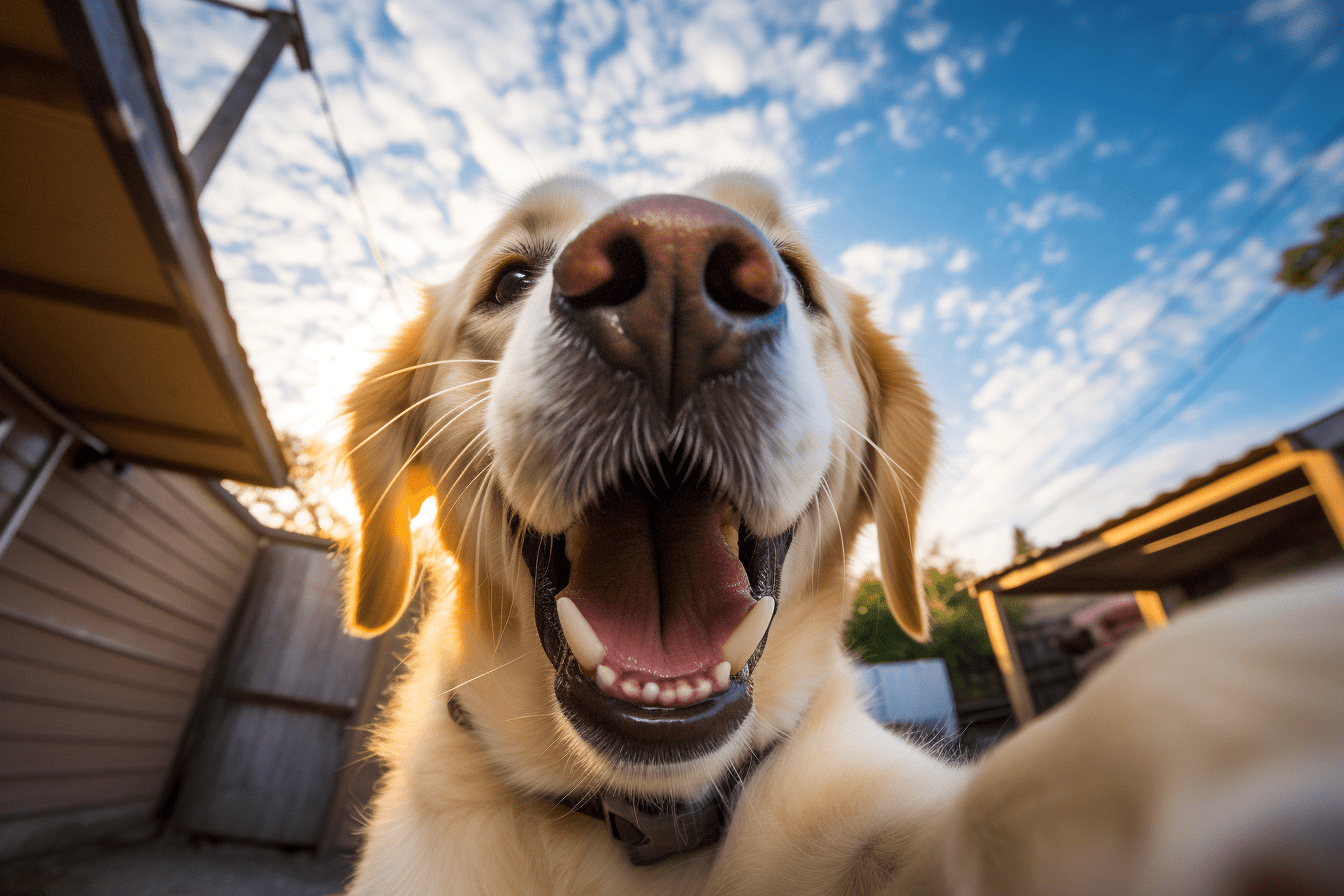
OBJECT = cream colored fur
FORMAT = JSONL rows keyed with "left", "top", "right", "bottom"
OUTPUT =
{"left": 340, "top": 171, "right": 1344, "bottom": 895}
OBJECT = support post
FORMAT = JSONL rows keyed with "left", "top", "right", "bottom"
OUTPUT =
{"left": 975, "top": 589, "right": 1036, "bottom": 725}
{"left": 1133, "top": 590, "right": 1168, "bottom": 629}
{"left": 0, "top": 431, "right": 74, "bottom": 560}
{"left": 1297, "top": 450, "right": 1344, "bottom": 551}
{"left": 185, "top": 11, "right": 309, "bottom": 195}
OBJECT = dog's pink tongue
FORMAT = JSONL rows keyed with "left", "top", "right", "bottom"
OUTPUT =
{"left": 562, "top": 492, "right": 751, "bottom": 679}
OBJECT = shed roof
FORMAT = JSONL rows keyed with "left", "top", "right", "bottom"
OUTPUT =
{"left": 0, "top": 0, "right": 287, "bottom": 486}
{"left": 973, "top": 405, "right": 1344, "bottom": 597}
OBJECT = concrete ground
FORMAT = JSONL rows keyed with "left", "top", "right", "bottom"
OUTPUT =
{"left": 0, "top": 837, "right": 352, "bottom": 896}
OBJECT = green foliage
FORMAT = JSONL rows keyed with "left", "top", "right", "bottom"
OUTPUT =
{"left": 1277, "top": 209, "right": 1344, "bottom": 297}
{"left": 846, "top": 568, "right": 1021, "bottom": 701}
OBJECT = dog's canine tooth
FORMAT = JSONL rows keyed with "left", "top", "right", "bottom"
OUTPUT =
{"left": 556, "top": 596, "right": 606, "bottom": 671}
{"left": 722, "top": 595, "right": 774, "bottom": 674}
{"left": 713, "top": 661, "right": 732, "bottom": 690}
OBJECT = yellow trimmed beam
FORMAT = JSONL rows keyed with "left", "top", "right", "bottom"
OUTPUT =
{"left": 1297, "top": 449, "right": 1344, "bottom": 550}
{"left": 1133, "top": 590, "right": 1168, "bottom": 629}
{"left": 1139, "top": 486, "right": 1315, "bottom": 554}
{"left": 975, "top": 589, "right": 1036, "bottom": 725}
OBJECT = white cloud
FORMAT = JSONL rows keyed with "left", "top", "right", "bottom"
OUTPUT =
{"left": 1247, "top": 0, "right": 1332, "bottom": 48}
{"left": 1211, "top": 178, "right": 1250, "bottom": 209}
{"left": 817, "top": 0, "right": 901, "bottom": 34}
{"left": 886, "top": 105, "right": 922, "bottom": 149}
{"left": 837, "top": 241, "right": 935, "bottom": 333}
{"left": 1041, "top": 238, "right": 1069, "bottom": 265}
{"left": 905, "top": 21, "right": 950, "bottom": 52}
{"left": 935, "top": 285, "right": 971, "bottom": 320}
{"left": 983, "top": 113, "right": 1099, "bottom": 188}
{"left": 1004, "top": 192, "right": 1102, "bottom": 232}
{"left": 932, "top": 55, "right": 964, "bottom": 97}
{"left": 835, "top": 120, "right": 873, "bottom": 147}
{"left": 945, "top": 246, "right": 974, "bottom": 272}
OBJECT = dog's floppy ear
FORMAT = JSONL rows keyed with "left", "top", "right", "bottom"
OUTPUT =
{"left": 343, "top": 315, "right": 436, "bottom": 637}
{"left": 853, "top": 299, "right": 936, "bottom": 642}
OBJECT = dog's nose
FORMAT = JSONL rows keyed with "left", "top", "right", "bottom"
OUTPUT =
{"left": 551, "top": 195, "right": 787, "bottom": 416}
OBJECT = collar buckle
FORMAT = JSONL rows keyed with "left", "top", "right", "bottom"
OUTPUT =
{"left": 599, "top": 790, "right": 726, "bottom": 865}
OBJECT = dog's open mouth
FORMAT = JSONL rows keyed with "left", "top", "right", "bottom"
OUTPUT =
{"left": 518, "top": 458, "right": 794, "bottom": 762}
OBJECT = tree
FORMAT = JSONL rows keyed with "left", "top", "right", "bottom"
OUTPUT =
{"left": 224, "top": 432, "right": 354, "bottom": 541}
{"left": 1277, "top": 207, "right": 1344, "bottom": 297}
{"left": 1012, "top": 525, "right": 1036, "bottom": 563}
{"left": 846, "top": 564, "right": 1020, "bottom": 702}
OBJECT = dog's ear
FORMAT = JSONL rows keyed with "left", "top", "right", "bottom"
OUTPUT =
{"left": 853, "top": 300, "right": 936, "bottom": 642}
{"left": 343, "top": 315, "right": 436, "bottom": 637}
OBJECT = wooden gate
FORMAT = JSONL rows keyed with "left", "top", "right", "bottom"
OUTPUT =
{"left": 172, "top": 535, "right": 378, "bottom": 846}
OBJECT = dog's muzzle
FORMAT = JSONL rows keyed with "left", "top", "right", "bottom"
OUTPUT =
{"left": 517, "top": 195, "right": 800, "bottom": 765}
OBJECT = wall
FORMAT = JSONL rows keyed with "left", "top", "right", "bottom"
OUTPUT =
{"left": 0, "top": 382, "right": 260, "bottom": 860}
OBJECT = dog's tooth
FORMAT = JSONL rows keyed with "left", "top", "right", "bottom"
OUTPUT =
{"left": 713, "top": 661, "right": 731, "bottom": 690}
{"left": 675, "top": 680, "right": 693, "bottom": 702}
{"left": 621, "top": 680, "right": 641, "bottom": 699}
{"left": 720, "top": 522, "right": 739, "bottom": 558}
{"left": 555, "top": 597, "right": 605, "bottom": 671}
{"left": 658, "top": 685, "right": 676, "bottom": 706}
{"left": 722, "top": 595, "right": 775, "bottom": 674}
{"left": 641, "top": 682, "right": 660, "bottom": 704}
{"left": 694, "top": 677, "right": 713, "bottom": 700}
{"left": 595, "top": 664, "right": 616, "bottom": 689}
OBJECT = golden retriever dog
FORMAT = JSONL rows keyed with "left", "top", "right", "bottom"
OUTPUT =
{"left": 339, "top": 170, "right": 1344, "bottom": 895}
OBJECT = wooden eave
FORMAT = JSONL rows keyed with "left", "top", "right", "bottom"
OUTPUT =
{"left": 0, "top": 0, "right": 287, "bottom": 487}
{"left": 973, "top": 406, "right": 1344, "bottom": 597}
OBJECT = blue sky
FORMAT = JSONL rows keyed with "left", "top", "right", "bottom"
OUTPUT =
{"left": 141, "top": 0, "right": 1344, "bottom": 573}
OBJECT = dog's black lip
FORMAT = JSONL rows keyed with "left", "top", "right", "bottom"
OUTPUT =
{"left": 517, "top": 507, "right": 794, "bottom": 765}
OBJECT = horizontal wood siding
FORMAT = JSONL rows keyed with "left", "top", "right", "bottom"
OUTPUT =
{"left": 174, "top": 541, "right": 380, "bottom": 845}
{"left": 0, "top": 390, "right": 260, "bottom": 860}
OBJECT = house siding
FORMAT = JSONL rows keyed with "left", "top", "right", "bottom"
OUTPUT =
{"left": 0, "top": 385, "right": 260, "bottom": 860}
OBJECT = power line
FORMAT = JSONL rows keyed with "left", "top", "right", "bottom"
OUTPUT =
{"left": 1025, "top": 287, "right": 1292, "bottom": 529}
{"left": 943, "top": 16, "right": 1344, "bottom": 503}
{"left": 289, "top": 0, "right": 402, "bottom": 317}
{"left": 943, "top": 109, "right": 1344, "bottom": 543}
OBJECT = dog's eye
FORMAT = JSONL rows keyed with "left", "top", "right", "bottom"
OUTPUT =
{"left": 491, "top": 266, "right": 535, "bottom": 307}
{"left": 781, "top": 256, "right": 821, "bottom": 314}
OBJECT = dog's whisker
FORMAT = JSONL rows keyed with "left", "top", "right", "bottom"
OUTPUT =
{"left": 362, "top": 358, "right": 499, "bottom": 386}
{"left": 365, "top": 392, "right": 492, "bottom": 524}
{"left": 439, "top": 645, "right": 540, "bottom": 696}
{"left": 832, "top": 417, "right": 920, "bottom": 487}
{"left": 345, "top": 377, "right": 494, "bottom": 461}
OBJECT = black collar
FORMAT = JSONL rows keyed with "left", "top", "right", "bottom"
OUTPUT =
{"left": 448, "top": 694, "right": 778, "bottom": 865}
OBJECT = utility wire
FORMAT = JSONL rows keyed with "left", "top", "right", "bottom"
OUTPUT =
{"left": 289, "top": 0, "right": 403, "bottom": 317}
{"left": 1026, "top": 288, "right": 1291, "bottom": 528}
{"left": 945, "top": 108, "right": 1344, "bottom": 545}
{"left": 946, "top": 16, "right": 1344, "bottom": 501}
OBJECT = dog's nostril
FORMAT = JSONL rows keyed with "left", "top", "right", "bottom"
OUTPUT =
{"left": 704, "top": 241, "right": 780, "bottom": 316}
{"left": 558, "top": 235, "right": 648, "bottom": 311}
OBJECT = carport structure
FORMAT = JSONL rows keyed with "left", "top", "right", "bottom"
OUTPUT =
{"left": 970, "top": 406, "right": 1344, "bottom": 726}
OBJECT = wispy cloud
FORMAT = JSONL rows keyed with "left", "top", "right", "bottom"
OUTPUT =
{"left": 905, "top": 21, "right": 950, "bottom": 52}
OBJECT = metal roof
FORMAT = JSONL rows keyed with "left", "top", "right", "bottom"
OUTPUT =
{"left": 973, "top": 405, "right": 1344, "bottom": 597}
{"left": 0, "top": 0, "right": 287, "bottom": 486}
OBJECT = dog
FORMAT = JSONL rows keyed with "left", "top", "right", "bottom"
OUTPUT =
{"left": 339, "top": 171, "right": 1344, "bottom": 895}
